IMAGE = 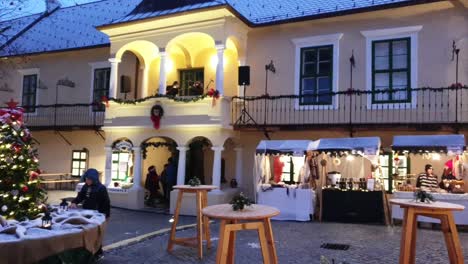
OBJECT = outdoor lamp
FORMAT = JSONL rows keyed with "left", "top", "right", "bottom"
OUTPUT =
{"left": 41, "top": 211, "right": 52, "bottom": 229}
{"left": 59, "top": 198, "right": 68, "bottom": 211}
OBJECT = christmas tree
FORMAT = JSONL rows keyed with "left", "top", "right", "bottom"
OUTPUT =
{"left": 0, "top": 99, "right": 46, "bottom": 220}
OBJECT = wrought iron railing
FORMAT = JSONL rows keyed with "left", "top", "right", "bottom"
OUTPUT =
{"left": 14, "top": 104, "right": 104, "bottom": 130}
{"left": 231, "top": 86, "right": 468, "bottom": 129}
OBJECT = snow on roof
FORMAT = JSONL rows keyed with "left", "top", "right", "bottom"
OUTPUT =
{"left": 0, "top": 13, "right": 42, "bottom": 49}
{"left": 0, "top": 0, "right": 424, "bottom": 57}
{"left": 111, "top": 0, "right": 224, "bottom": 24}
{"left": 392, "top": 135, "right": 465, "bottom": 151}
{"left": 228, "top": 0, "right": 412, "bottom": 25}
{"left": 0, "top": 0, "right": 141, "bottom": 57}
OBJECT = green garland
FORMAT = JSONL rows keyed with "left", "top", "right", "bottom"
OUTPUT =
{"left": 108, "top": 94, "right": 210, "bottom": 105}
{"left": 140, "top": 142, "right": 177, "bottom": 159}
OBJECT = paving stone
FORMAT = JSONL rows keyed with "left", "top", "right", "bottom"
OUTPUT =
{"left": 101, "top": 220, "right": 468, "bottom": 263}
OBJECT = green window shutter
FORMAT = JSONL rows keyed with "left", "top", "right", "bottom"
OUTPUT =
{"left": 372, "top": 38, "right": 411, "bottom": 103}
{"left": 299, "top": 45, "right": 333, "bottom": 105}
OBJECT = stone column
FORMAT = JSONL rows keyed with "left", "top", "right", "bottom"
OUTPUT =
{"left": 211, "top": 146, "right": 224, "bottom": 190}
{"left": 176, "top": 146, "right": 188, "bottom": 185}
{"left": 104, "top": 146, "right": 113, "bottom": 186}
{"left": 158, "top": 50, "right": 167, "bottom": 95}
{"left": 131, "top": 147, "right": 143, "bottom": 190}
{"left": 215, "top": 44, "right": 225, "bottom": 95}
{"left": 140, "top": 66, "right": 149, "bottom": 98}
{"left": 234, "top": 147, "right": 243, "bottom": 187}
{"left": 108, "top": 58, "right": 121, "bottom": 98}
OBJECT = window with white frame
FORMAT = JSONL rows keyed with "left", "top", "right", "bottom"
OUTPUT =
{"left": 71, "top": 149, "right": 88, "bottom": 177}
{"left": 292, "top": 33, "right": 342, "bottom": 109}
{"left": 361, "top": 26, "right": 422, "bottom": 108}
{"left": 89, "top": 61, "right": 111, "bottom": 112}
{"left": 300, "top": 45, "right": 333, "bottom": 105}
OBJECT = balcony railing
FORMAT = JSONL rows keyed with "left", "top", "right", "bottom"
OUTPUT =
{"left": 12, "top": 104, "right": 105, "bottom": 130}
{"left": 231, "top": 86, "right": 468, "bottom": 129}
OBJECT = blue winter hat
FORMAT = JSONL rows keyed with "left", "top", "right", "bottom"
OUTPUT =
{"left": 83, "top": 168, "right": 100, "bottom": 183}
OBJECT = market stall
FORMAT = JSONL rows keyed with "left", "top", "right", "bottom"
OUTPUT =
{"left": 390, "top": 134, "right": 468, "bottom": 224}
{"left": 255, "top": 140, "right": 315, "bottom": 221}
{"left": 307, "top": 137, "right": 388, "bottom": 224}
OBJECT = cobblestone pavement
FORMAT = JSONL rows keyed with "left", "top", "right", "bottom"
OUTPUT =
{"left": 102, "top": 221, "right": 468, "bottom": 264}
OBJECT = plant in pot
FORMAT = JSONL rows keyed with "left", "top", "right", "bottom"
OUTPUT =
{"left": 230, "top": 192, "right": 253, "bottom": 211}
{"left": 188, "top": 177, "right": 201, "bottom": 187}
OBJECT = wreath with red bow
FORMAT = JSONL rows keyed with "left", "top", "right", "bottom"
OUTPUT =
{"left": 150, "top": 104, "right": 164, "bottom": 129}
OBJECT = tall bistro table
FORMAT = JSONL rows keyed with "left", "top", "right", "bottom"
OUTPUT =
{"left": 390, "top": 199, "right": 465, "bottom": 264}
{"left": 203, "top": 204, "right": 280, "bottom": 264}
{"left": 167, "top": 185, "right": 217, "bottom": 259}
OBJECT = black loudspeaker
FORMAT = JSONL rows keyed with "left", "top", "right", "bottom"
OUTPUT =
{"left": 238, "top": 66, "right": 250, "bottom": 86}
{"left": 120, "top": 75, "right": 131, "bottom": 93}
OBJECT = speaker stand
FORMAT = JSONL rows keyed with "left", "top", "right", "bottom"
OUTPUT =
{"left": 235, "top": 85, "right": 257, "bottom": 125}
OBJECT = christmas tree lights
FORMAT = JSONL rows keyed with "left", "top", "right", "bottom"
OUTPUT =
{"left": 0, "top": 100, "right": 46, "bottom": 220}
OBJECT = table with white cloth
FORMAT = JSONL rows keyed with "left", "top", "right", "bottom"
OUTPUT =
{"left": 392, "top": 191, "right": 468, "bottom": 225}
{"left": 0, "top": 209, "right": 106, "bottom": 264}
{"left": 257, "top": 187, "right": 315, "bottom": 221}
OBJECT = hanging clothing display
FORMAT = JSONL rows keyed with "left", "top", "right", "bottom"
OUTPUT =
{"left": 273, "top": 156, "right": 284, "bottom": 183}
{"left": 262, "top": 155, "right": 271, "bottom": 184}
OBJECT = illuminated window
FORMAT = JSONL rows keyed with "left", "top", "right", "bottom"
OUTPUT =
{"left": 112, "top": 152, "right": 131, "bottom": 181}
{"left": 71, "top": 149, "right": 88, "bottom": 177}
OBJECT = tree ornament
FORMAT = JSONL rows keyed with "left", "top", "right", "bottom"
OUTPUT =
{"left": 10, "top": 190, "right": 19, "bottom": 196}
{"left": 150, "top": 104, "right": 164, "bottom": 130}
{"left": 21, "top": 186, "right": 29, "bottom": 193}
{"left": 1, "top": 205, "right": 7, "bottom": 212}
{"left": 18, "top": 155, "right": 24, "bottom": 161}
{"left": 5, "top": 157, "right": 12, "bottom": 164}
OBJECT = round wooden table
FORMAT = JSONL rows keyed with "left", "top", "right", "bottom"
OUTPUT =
{"left": 203, "top": 204, "right": 280, "bottom": 264}
{"left": 167, "top": 185, "right": 217, "bottom": 259}
{"left": 390, "top": 199, "right": 465, "bottom": 264}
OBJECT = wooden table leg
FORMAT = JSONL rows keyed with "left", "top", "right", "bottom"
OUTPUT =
{"left": 216, "top": 220, "right": 228, "bottom": 264}
{"left": 446, "top": 213, "right": 464, "bottom": 264}
{"left": 400, "top": 207, "right": 416, "bottom": 264}
{"left": 196, "top": 191, "right": 203, "bottom": 259}
{"left": 202, "top": 191, "right": 212, "bottom": 249}
{"left": 409, "top": 211, "right": 418, "bottom": 264}
{"left": 263, "top": 218, "right": 278, "bottom": 264}
{"left": 227, "top": 220, "right": 237, "bottom": 264}
{"left": 440, "top": 214, "right": 457, "bottom": 264}
{"left": 167, "top": 189, "right": 184, "bottom": 253}
{"left": 257, "top": 222, "right": 271, "bottom": 264}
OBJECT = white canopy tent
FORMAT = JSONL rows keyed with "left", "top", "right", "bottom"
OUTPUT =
{"left": 307, "top": 137, "right": 381, "bottom": 164}
{"left": 254, "top": 140, "right": 315, "bottom": 221}
{"left": 392, "top": 135, "right": 465, "bottom": 154}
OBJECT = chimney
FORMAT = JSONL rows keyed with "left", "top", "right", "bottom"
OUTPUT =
{"left": 45, "top": 0, "right": 61, "bottom": 13}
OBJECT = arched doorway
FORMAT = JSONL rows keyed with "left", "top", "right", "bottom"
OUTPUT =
{"left": 141, "top": 137, "right": 178, "bottom": 210}
{"left": 186, "top": 137, "right": 213, "bottom": 185}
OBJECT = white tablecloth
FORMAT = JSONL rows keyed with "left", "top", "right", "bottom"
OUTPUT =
{"left": 391, "top": 191, "right": 468, "bottom": 225}
{"left": 257, "top": 188, "right": 315, "bottom": 221}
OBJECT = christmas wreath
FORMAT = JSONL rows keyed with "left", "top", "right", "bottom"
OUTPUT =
{"left": 150, "top": 104, "right": 164, "bottom": 129}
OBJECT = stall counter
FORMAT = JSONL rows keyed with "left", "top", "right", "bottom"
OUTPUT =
{"left": 257, "top": 187, "right": 315, "bottom": 221}
{"left": 392, "top": 191, "right": 468, "bottom": 225}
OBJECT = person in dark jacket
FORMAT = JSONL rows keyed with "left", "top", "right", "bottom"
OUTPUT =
{"left": 70, "top": 168, "right": 110, "bottom": 218}
{"left": 145, "top": 165, "right": 160, "bottom": 206}
{"left": 160, "top": 164, "right": 169, "bottom": 203}
{"left": 70, "top": 168, "right": 110, "bottom": 260}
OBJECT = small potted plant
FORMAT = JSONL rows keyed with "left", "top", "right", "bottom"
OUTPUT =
{"left": 414, "top": 189, "right": 435, "bottom": 203}
{"left": 230, "top": 192, "right": 253, "bottom": 211}
{"left": 188, "top": 177, "right": 201, "bottom": 187}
